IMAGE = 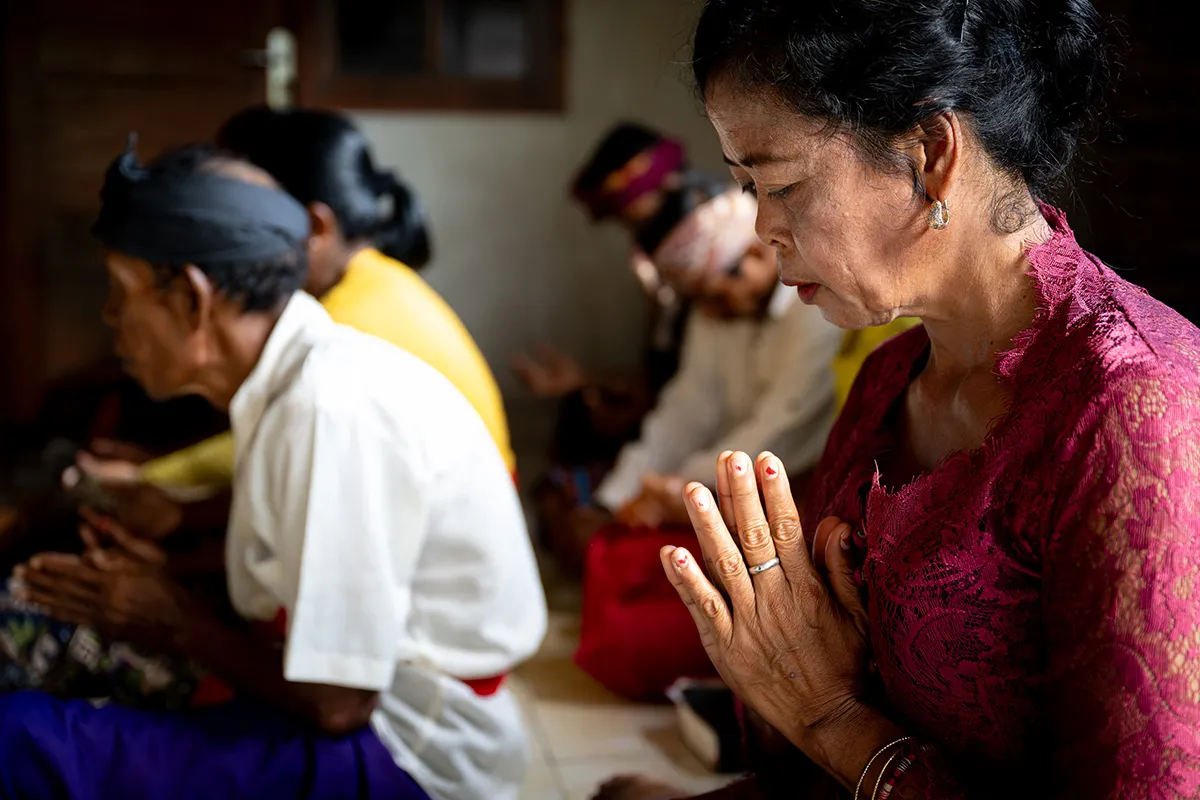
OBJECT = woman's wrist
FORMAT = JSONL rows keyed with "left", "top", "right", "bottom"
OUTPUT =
{"left": 790, "top": 700, "right": 907, "bottom": 792}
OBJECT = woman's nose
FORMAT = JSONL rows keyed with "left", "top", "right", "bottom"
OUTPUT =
{"left": 754, "top": 200, "right": 790, "bottom": 251}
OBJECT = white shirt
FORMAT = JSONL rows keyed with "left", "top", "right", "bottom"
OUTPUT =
{"left": 226, "top": 293, "right": 548, "bottom": 800}
{"left": 595, "top": 286, "right": 844, "bottom": 510}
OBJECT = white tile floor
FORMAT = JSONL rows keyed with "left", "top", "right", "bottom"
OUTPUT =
{"left": 513, "top": 598, "right": 735, "bottom": 800}
{"left": 507, "top": 410, "right": 736, "bottom": 800}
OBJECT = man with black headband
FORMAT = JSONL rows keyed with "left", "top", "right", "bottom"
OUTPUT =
{"left": 0, "top": 143, "right": 547, "bottom": 800}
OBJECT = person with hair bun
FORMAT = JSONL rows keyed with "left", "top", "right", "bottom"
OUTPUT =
{"left": 600, "top": 1, "right": 1200, "bottom": 799}
{"left": 81, "top": 107, "right": 515, "bottom": 506}
{"left": 1, "top": 142, "right": 545, "bottom": 800}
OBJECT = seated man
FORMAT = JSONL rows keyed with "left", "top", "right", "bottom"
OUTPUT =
{"left": 0, "top": 142, "right": 547, "bottom": 800}
{"left": 546, "top": 187, "right": 844, "bottom": 577}
{"left": 514, "top": 123, "right": 729, "bottom": 515}
{"left": 131, "top": 107, "right": 516, "bottom": 493}
{"left": 561, "top": 189, "right": 843, "bottom": 700}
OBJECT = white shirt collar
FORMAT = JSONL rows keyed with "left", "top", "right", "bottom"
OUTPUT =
{"left": 229, "top": 292, "right": 332, "bottom": 461}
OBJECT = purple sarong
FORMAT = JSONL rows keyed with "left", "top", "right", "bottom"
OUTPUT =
{"left": 0, "top": 691, "right": 430, "bottom": 800}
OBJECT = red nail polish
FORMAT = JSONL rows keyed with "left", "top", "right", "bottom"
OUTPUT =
{"left": 675, "top": 551, "right": 689, "bottom": 568}
{"left": 765, "top": 465, "right": 778, "bottom": 477}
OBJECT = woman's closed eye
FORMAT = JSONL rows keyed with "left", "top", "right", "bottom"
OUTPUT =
{"left": 740, "top": 181, "right": 798, "bottom": 200}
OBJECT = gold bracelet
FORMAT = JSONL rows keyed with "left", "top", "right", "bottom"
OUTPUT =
{"left": 853, "top": 737, "right": 913, "bottom": 800}
{"left": 871, "top": 751, "right": 901, "bottom": 800}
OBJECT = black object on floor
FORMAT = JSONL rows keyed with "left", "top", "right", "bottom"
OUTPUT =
{"left": 669, "top": 679, "right": 746, "bottom": 774}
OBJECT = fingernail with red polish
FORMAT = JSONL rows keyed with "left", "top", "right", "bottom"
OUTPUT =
{"left": 692, "top": 490, "right": 709, "bottom": 510}
{"left": 732, "top": 454, "right": 748, "bottom": 474}
{"left": 765, "top": 463, "right": 779, "bottom": 477}
{"left": 675, "top": 551, "right": 689, "bottom": 568}
{"left": 840, "top": 530, "right": 851, "bottom": 550}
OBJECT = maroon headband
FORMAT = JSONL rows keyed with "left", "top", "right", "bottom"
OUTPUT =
{"left": 573, "top": 139, "right": 686, "bottom": 221}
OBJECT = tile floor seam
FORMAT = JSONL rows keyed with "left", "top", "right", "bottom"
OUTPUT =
{"left": 521, "top": 688, "right": 570, "bottom": 799}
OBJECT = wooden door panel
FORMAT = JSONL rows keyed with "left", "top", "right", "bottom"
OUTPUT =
{"left": 38, "top": 79, "right": 270, "bottom": 379}
{"left": 42, "top": 79, "right": 267, "bottom": 207}
{"left": 2, "top": 0, "right": 284, "bottom": 430}
{"left": 34, "top": 0, "right": 280, "bottom": 79}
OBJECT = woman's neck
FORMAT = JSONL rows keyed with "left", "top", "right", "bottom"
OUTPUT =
{"left": 918, "top": 213, "right": 1051, "bottom": 380}
{"left": 308, "top": 242, "right": 370, "bottom": 299}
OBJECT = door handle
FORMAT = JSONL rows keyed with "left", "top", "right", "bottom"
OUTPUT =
{"left": 243, "top": 27, "right": 297, "bottom": 109}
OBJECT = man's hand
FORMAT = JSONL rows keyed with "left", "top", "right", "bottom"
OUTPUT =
{"left": 616, "top": 474, "right": 690, "bottom": 528}
{"left": 74, "top": 450, "right": 141, "bottom": 485}
{"left": 64, "top": 467, "right": 183, "bottom": 540}
{"left": 511, "top": 345, "right": 587, "bottom": 398}
{"left": 77, "top": 506, "right": 168, "bottom": 566}
{"left": 14, "top": 543, "right": 183, "bottom": 647}
{"left": 12, "top": 508, "right": 179, "bottom": 646}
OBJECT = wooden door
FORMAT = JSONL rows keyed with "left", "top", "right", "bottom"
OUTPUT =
{"left": 1, "top": 0, "right": 286, "bottom": 435}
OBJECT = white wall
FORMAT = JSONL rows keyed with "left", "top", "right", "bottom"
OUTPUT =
{"left": 352, "top": 0, "right": 722, "bottom": 401}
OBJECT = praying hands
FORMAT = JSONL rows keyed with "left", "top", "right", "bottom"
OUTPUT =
{"left": 12, "top": 507, "right": 185, "bottom": 648}
{"left": 663, "top": 450, "right": 905, "bottom": 790}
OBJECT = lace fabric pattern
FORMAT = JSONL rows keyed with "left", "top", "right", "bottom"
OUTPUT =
{"left": 806, "top": 206, "right": 1200, "bottom": 798}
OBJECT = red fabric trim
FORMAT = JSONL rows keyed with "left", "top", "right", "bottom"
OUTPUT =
{"left": 189, "top": 607, "right": 506, "bottom": 707}
{"left": 461, "top": 674, "right": 507, "bottom": 697}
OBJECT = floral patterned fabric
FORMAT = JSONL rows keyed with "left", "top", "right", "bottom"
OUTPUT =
{"left": 0, "top": 586, "right": 201, "bottom": 711}
{"left": 807, "top": 205, "right": 1200, "bottom": 798}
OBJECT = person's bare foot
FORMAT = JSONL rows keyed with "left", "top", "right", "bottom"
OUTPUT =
{"left": 591, "top": 775, "right": 686, "bottom": 800}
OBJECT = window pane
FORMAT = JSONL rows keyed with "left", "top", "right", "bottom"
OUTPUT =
{"left": 442, "top": 0, "right": 529, "bottom": 79}
{"left": 337, "top": 0, "right": 427, "bottom": 75}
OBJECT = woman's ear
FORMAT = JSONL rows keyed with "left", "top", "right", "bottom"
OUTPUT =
{"left": 308, "top": 201, "right": 340, "bottom": 242}
{"left": 910, "top": 111, "right": 963, "bottom": 205}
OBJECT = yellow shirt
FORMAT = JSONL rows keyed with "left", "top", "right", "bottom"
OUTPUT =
{"left": 142, "top": 249, "right": 515, "bottom": 487}
{"left": 832, "top": 318, "right": 922, "bottom": 411}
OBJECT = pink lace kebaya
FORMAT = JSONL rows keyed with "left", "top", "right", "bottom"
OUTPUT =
{"left": 806, "top": 205, "right": 1200, "bottom": 798}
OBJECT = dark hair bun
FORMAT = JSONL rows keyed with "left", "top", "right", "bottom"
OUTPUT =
{"left": 371, "top": 169, "right": 432, "bottom": 270}
{"left": 694, "top": 0, "right": 1112, "bottom": 200}
{"left": 217, "top": 106, "right": 433, "bottom": 270}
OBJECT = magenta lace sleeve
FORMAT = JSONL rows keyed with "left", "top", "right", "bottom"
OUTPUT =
{"left": 886, "top": 368, "right": 1200, "bottom": 799}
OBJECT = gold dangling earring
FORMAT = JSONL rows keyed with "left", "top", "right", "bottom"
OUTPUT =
{"left": 927, "top": 199, "right": 950, "bottom": 230}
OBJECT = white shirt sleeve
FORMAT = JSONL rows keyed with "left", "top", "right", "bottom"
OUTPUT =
{"left": 594, "top": 312, "right": 724, "bottom": 510}
{"left": 673, "top": 304, "right": 841, "bottom": 482}
{"left": 261, "top": 396, "right": 431, "bottom": 692}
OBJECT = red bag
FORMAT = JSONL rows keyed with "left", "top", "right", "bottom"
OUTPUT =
{"left": 575, "top": 523, "right": 719, "bottom": 701}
